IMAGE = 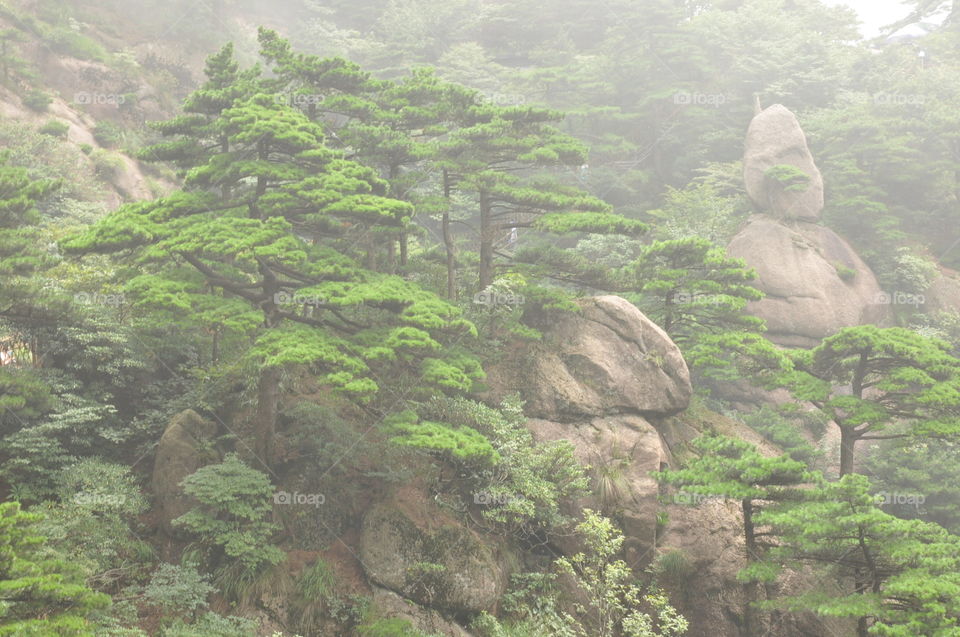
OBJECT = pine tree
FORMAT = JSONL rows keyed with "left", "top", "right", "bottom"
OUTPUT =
{"left": 786, "top": 325, "right": 960, "bottom": 476}
{"left": 65, "top": 92, "right": 481, "bottom": 469}
{"left": 656, "top": 434, "right": 810, "bottom": 634}
{"left": 0, "top": 502, "right": 109, "bottom": 636}
{"left": 751, "top": 474, "right": 960, "bottom": 637}
{"left": 439, "top": 103, "right": 641, "bottom": 290}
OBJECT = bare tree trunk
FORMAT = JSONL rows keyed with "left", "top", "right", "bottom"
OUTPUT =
{"left": 840, "top": 427, "right": 857, "bottom": 477}
{"left": 742, "top": 498, "right": 758, "bottom": 637}
{"left": 443, "top": 170, "right": 456, "bottom": 299}
{"left": 479, "top": 189, "right": 494, "bottom": 290}
{"left": 254, "top": 365, "right": 281, "bottom": 469}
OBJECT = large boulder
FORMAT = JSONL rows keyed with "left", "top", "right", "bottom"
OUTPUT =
{"left": 152, "top": 409, "right": 219, "bottom": 534}
{"left": 529, "top": 415, "right": 670, "bottom": 562}
{"left": 727, "top": 215, "right": 892, "bottom": 347}
{"left": 359, "top": 487, "right": 513, "bottom": 614}
{"left": 486, "top": 295, "right": 692, "bottom": 421}
{"left": 744, "top": 104, "right": 824, "bottom": 221}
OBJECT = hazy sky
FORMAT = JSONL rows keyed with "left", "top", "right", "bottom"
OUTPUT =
{"left": 824, "top": 0, "right": 916, "bottom": 37}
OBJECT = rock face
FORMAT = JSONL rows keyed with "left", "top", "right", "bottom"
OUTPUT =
{"left": 743, "top": 104, "right": 824, "bottom": 221}
{"left": 486, "top": 296, "right": 689, "bottom": 561}
{"left": 728, "top": 215, "right": 892, "bottom": 347}
{"left": 371, "top": 588, "right": 475, "bottom": 637}
{"left": 487, "top": 295, "right": 692, "bottom": 421}
{"left": 359, "top": 487, "right": 512, "bottom": 614}
{"left": 924, "top": 270, "right": 960, "bottom": 314}
{"left": 152, "top": 409, "right": 219, "bottom": 534}
{"left": 528, "top": 415, "right": 669, "bottom": 561}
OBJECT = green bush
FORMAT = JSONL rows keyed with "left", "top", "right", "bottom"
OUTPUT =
{"left": 91, "top": 149, "right": 125, "bottom": 182}
{"left": 142, "top": 563, "right": 215, "bottom": 620}
{"left": 833, "top": 262, "right": 857, "bottom": 282}
{"left": 22, "top": 88, "right": 52, "bottom": 111}
{"left": 173, "top": 453, "right": 284, "bottom": 573}
{"left": 39, "top": 119, "right": 69, "bottom": 137}
{"left": 93, "top": 121, "right": 125, "bottom": 148}
{"left": 161, "top": 612, "right": 257, "bottom": 637}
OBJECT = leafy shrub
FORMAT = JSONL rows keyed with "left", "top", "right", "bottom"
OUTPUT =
{"left": 39, "top": 120, "right": 69, "bottom": 138}
{"left": 555, "top": 511, "right": 688, "bottom": 637}
{"left": 764, "top": 164, "right": 810, "bottom": 192}
{"left": 889, "top": 247, "right": 937, "bottom": 295}
{"left": 174, "top": 453, "right": 284, "bottom": 573}
{"left": 161, "top": 612, "right": 258, "bottom": 637}
{"left": 357, "top": 617, "right": 427, "bottom": 637}
{"left": 91, "top": 149, "right": 126, "bottom": 182}
{"left": 93, "top": 121, "right": 125, "bottom": 148}
{"left": 142, "top": 563, "right": 214, "bottom": 619}
{"left": 22, "top": 88, "right": 51, "bottom": 111}
{"left": 423, "top": 395, "right": 588, "bottom": 539}
{"left": 833, "top": 262, "right": 856, "bottom": 282}
{"left": 33, "top": 459, "right": 150, "bottom": 587}
{"left": 44, "top": 27, "right": 108, "bottom": 62}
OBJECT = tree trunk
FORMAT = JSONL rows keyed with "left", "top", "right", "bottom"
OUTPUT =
{"left": 840, "top": 427, "right": 858, "bottom": 477}
{"left": 742, "top": 498, "right": 758, "bottom": 637}
{"left": 479, "top": 189, "right": 494, "bottom": 290}
{"left": 442, "top": 170, "right": 456, "bottom": 300}
{"left": 253, "top": 364, "right": 281, "bottom": 469}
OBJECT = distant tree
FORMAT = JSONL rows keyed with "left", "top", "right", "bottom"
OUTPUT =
{"left": 439, "top": 103, "right": 642, "bottom": 290}
{"left": 750, "top": 474, "right": 960, "bottom": 637}
{"left": 786, "top": 325, "right": 960, "bottom": 476}
{"left": 656, "top": 434, "right": 810, "bottom": 634}
{"left": 624, "top": 238, "right": 785, "bottom": 381}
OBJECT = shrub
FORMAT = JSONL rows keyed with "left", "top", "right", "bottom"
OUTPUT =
{"left": 173, "top": 453, "right": 284, "bottom": 574}
{"left": 91, "top": 149, "right": 125, "bottom": 182}
{"left": 555, "top": 511, "right": 688, "bottom": 637}
{"left": 423, "top": 395, "right": 588, "bottom": 538}
{"left": 39, "top": 119, "right": 69, "bottom": 138}
{"left": 33, "top": 459, "right": 151, "bottom": 586}
{"left": 22, "top": 88, "right": 51, "bottom": 111}
{"left": 93, "top": 121, "right": 125, "bottom": 148}
{"left": 357, "top": 618, "right": 427, "bottom": 637}
{"left": 833, "top": 262, "right": 856, "bottom": 282}
{"left": 142, "top": 563, "right": 215, "bottom": 620}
